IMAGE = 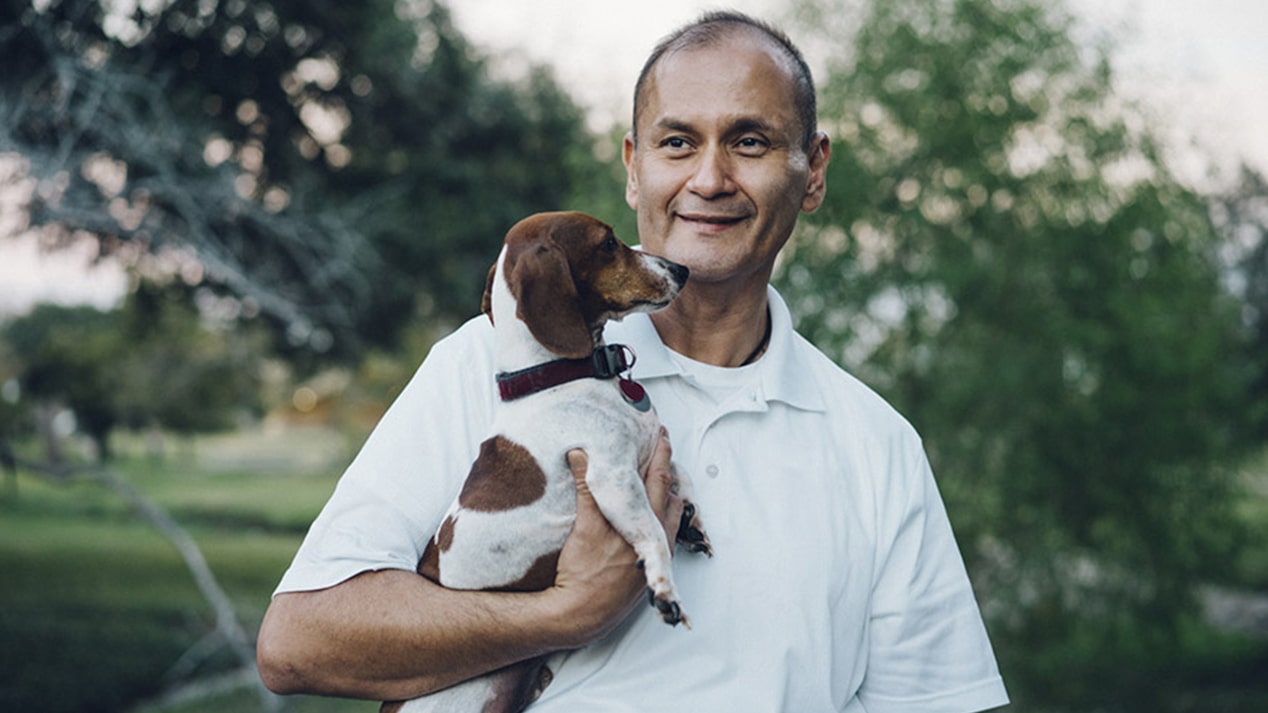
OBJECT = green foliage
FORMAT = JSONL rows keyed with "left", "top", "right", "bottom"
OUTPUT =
{"left": 1002, "top": 610, "right": 1268, "bottom": 712}
{"left": 566, "top": 124, "right": 641, "bottom": 244}
{"left": 782, "top": 0, "right": 1259, "bottom": 703}
{"left": 1215, "top": 167, "right": 1268, "bottom": 422}
{"left": 2, "top": 289, "right": 265, "bottom": 458}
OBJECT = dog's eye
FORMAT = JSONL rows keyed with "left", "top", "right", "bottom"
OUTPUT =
{"left": 602, "top": 235, "right": 618, "bottom": 252}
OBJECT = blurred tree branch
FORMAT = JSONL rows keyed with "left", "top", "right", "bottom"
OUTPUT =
{"left": 4, "top": 3, "right": 374, "bottom": 348}
{"left": 1, "top": 0, "right": 598, "bottom": 359}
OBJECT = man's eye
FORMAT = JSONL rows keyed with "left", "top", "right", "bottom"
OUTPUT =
{"left": 736, "top": 136, "right": 769, "bottom": 153}
{"left": 662, "top": 137, "right": 690, "bottom": 150}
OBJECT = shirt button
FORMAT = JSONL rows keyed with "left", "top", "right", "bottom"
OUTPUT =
{"left": 705, "top": 464, "right": 720, "bottom": 478}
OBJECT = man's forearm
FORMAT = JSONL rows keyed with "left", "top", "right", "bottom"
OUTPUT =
{"left": 257, "top": 569, "right": 586, "bottom": 701}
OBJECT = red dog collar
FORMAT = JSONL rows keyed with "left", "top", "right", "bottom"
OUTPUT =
{"left": 497, "top": 345, "right": 638, "bottom": 401}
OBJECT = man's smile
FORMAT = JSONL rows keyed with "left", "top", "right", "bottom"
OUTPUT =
{"left": 676, "top": 212, "right": 747, "bottom": 228}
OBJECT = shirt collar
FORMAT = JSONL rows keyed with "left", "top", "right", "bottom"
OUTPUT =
{"left": 603, "top": 286, "right": 827, "bottom": 413}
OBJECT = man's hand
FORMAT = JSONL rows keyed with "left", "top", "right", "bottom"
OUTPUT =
{"left": 548, "top": 429, "right": 682, "bottom": 646}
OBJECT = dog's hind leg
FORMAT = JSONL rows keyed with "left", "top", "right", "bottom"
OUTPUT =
{"left": 386, "top": 656, "right": 553, "bottom": 713}
{"left": 669, "top": 464, "right": 712, "bottom": 557}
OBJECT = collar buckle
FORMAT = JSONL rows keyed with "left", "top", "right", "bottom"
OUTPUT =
{"left": 591, "top": 344, "right": 632, "bottom": 379}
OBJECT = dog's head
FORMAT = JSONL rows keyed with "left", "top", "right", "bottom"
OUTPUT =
{"left": 483, "top": 211, "right": 688, "bottom": 359}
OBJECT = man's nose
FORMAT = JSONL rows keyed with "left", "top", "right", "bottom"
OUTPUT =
{"left": 685, "top": 145, "right": 735, "bottom": 198}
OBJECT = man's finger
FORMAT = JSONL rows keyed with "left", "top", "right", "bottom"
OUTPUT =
{"left": 567, "top": 448, "right": 589, "bottom": 484}
{"left": 641, "top": 428, "right": 672, "bottom": 485}
{"left": 566, "top": 448, "right": 601, "bottom": 517}
{"left": 641, "top": 430, "right": 683, "bottom": 543}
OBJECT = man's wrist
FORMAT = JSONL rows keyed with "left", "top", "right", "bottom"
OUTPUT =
{"left": 524, "top": 584, "right": 626, "bottom": 651}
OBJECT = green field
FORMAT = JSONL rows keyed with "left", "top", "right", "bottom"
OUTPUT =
{"left": 0, "top": 428, "right": 379, "bottom": 713}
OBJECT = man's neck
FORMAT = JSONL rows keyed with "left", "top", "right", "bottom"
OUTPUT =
{"left": 650, "top": 281, "right": 771, "bottom": 368}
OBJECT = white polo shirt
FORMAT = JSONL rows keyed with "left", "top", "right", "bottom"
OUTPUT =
{"left": 276, "top": 287, "right": 1008, "bottom": 713}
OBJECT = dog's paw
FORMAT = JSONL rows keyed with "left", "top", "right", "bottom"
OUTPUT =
{"left": 648, "top": 589, "right": 690, "bottom": 628}
{"left": 676, "top": 501, "right": 713, "bottom": 557}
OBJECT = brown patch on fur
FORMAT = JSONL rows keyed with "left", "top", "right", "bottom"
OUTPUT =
{"left": 381, "top": 658, "right": 552, "bottom": 713}
{"left": 482, "top": 259, "right": 498, "bottom": 324}
{"left": 458, "top": 436, "right": 547, "bottom": 512}
{"left": 417, "top": 514, "right": 456, "bottom": 582}
{"left": 417, "top": 545, "right": 439, "bottom": 582}
{"left": 436, "top": 514, "right": 456, "bottom": 551}
{"left": 481, "top": 657, "right": 553, "bottom": 713}
{"left": 491, "top": 549, "right": 560, "bottom": 593}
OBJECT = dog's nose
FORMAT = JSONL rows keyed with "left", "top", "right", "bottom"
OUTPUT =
{"left": 665, "top": 261, "right": 689, "bottom": 287}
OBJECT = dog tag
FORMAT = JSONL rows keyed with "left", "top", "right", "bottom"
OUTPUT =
{"left": 620, "top": 378, "right": 651, "bottom": 412}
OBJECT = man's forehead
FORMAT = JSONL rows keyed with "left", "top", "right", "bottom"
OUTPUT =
{"left": 652, "top": 31, "right": 795, "bottom": 86}
{"left": 638, "top": 36, "right": 799, "bottom": 131}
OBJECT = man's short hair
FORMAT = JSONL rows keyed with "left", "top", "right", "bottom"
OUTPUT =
{"left": 631, "top": 11, "right": 818, "bottom": 151}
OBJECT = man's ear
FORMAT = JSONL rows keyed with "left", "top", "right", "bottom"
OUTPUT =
{"left": 623, "top": 132, "right": 639, "bottom": 211}
{"left": 801, "top": 131, "right": 832, "bottom": 213}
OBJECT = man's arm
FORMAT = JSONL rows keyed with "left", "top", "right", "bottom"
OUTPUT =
{"left": 256, "top": 436, "right": 683, "bottom": 701}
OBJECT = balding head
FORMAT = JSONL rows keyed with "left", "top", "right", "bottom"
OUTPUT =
{"left": 631, "top": 11, "right": 818, "bottom": 151}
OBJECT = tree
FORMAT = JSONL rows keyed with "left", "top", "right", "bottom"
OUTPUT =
{"left": 112, "top": 280, "right": 265, "bottom": 440}
{"left": 3, "top": 304, "right": 123, "bottom": 461}
{"left": 2, "top": 287, "right": 265, "bottom": 462}
{"left": 1, "top": 0, "right": 598, "bottom": 359}
{"left": 781, "top": 0, "right": 1257, "bottom": 706}
{"left": 1215, "top": 165, "right": 1268, "bottom": 424}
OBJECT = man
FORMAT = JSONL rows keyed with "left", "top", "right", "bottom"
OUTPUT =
{"left": 258, "top": 11, "right": 1009, "bottom": 712}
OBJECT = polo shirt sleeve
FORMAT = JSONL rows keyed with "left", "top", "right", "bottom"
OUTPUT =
{"left": 273, "top": 318, "right": 496, "bottom": 595}
{"left": 859, "top": 437, "right": 1009, "bottom": 713}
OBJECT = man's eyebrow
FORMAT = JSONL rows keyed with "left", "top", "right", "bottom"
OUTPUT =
{"left": 652, "top": 118, "right": 697, "bottom": 135}
{"left": 651, "top": 116, "right": 779, "bottom": 136}
{"left": 730, "top": 117, "right": 778, "bottom": 137}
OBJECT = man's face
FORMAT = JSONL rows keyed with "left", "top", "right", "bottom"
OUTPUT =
{"left": 623, "top": 33, "right": 829, "bottom": 289}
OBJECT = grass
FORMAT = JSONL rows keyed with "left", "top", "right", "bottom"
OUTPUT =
{"left": 0, "top": 428, "right": 379, "bottom": 713}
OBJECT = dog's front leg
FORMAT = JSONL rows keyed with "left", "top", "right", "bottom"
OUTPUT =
{"left": 583, "top": 461, "right": 688, "bottom": 627}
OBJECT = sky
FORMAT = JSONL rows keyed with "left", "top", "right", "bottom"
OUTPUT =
{"left": 2, "top": 0, "right": 1266, "bottom": 316}
{"left": 445, "top": 0, "right": 1268, "bottom": 176}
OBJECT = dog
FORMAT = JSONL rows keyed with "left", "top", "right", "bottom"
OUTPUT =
{"left": 383, "top": 212, "right": 711, "bottom": 713}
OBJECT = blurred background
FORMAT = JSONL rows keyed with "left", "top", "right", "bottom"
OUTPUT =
{"left": 2, "top": 0, "right": 1266, "bottom": 711}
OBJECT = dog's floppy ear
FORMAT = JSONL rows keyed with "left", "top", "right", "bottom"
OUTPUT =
{"left": 509, "top": 240, "right": 592, "bottom": 359}
{"left": 481, "top": 259, "right": 497, "bottom": 325}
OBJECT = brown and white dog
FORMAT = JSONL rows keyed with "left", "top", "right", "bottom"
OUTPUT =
{"left": 384, "top": 212, "right": 711, "bottom": 713}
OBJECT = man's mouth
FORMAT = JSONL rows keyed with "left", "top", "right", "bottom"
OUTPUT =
{"left": 677, "top": 213, "right": 745, "bottom": 227}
